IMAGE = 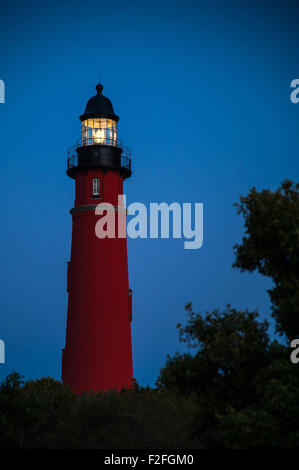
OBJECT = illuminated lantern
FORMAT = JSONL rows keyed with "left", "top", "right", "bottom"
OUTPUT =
{"left": 62, "top": 82, "right": 134, "bottom": 393}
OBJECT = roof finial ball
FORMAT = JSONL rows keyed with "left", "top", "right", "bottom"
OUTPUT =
{"left": 96, "top": 82, "right": 103, "bottom": 95}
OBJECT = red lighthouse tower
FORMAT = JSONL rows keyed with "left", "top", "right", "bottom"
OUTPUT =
{"left": 62, "top": 81, "right": 134, "bottom": 393}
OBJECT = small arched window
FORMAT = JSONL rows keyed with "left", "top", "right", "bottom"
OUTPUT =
{"left": 92, "top": 178, "right": 100, "bottom": 198}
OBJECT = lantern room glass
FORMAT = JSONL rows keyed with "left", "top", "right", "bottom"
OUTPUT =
{"left": 81, "top": 118, "right": 117, "bottom": 146}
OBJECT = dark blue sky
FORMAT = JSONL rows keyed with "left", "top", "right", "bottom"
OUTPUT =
{"left": 0, "top": 0, "right": 298, "bottom": 386}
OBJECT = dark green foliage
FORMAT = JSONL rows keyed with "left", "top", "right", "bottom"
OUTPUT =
{"left": 233, "top": 180, "right": 299, "bottom": 339}
{"left": 157, "top": 305, "right": 299, "bottom": 448}
{"left": 0, "top": 374, "right": 198, "bottom": 449}
{"left": 0, "top": 372, "right": 25, "bottom": 448}
{"left": 0, "top": 373, "right": 74, "bottom": 449}
{"left": 158, "top": 304, "right": 271, "bottom": 405}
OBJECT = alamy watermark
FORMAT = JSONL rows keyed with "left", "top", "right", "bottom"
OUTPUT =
{"left": 94, "top": 196, "right": 203, "bottom": 250}
{"left": 290, "top": 79, "right": 299, "bottom": 103}
{"left": 290, "top": 339, "right": 299, "bottom": 364}
{"left": 0, "top": 339, "right": 5, "bottom": 364}
{"left": 0, "top": 79, "right": 5, "bottom": 104}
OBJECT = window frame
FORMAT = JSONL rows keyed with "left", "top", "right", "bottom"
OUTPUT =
{"left": 92, "top": 177, "right": 101, "bottom": 199}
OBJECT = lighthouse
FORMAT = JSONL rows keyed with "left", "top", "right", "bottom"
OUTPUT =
{"left": 62, "top": 81, "right": 134, "bottom": 393}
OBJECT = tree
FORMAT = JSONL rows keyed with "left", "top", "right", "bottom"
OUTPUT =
{"left": 233, "top": 179, "right": 299, "bottom": 339}
{"left": 0, "top": 374, "right": 199, "bottom": 449}
{"left": 0, "top": 374, "right": 75, "bottom": 449}
{"left": 157, "top": 304, "right": 299, "bottom": 448}
{"left": 157, "top": 304, "right": 271, "bottom": 406}
{"left": 0, "top": 372, "right": 25, "bottom": 448}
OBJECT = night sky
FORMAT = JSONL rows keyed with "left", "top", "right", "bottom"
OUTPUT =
{"left": 0, "top": 0, "right": 298, "bottom": 386}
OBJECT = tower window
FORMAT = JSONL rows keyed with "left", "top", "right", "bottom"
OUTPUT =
{"left": 92, "top": 178, "right": 101, "bottom": 198}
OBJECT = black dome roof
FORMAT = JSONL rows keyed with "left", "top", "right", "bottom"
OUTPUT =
{"left": 80, "top": 83, "right": 119, "bottom": 122}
